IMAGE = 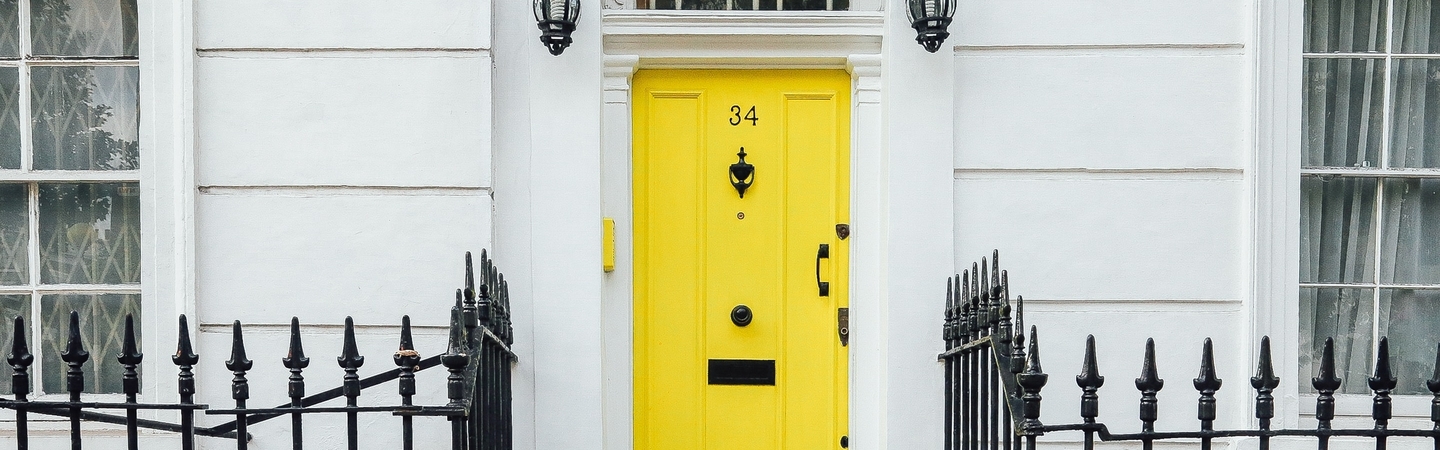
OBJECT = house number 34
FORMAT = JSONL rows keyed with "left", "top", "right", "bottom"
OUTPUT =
{"left": 729, "top": 105, "right": 758, "bottom": 126}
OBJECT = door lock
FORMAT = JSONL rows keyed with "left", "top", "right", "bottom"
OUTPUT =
{"left": 838, "top": 308, "right": 849, "bottom": 346}
{"left": 815, "top": 244, "right": 830, "bottom": 297}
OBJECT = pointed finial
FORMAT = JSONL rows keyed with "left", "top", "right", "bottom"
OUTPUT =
{"left": 464, "top": 251, "right": 476, "bottom": 304}
{"left": 970, "top": 262, "right": 980, "bottom": 304}
{"left": 1077, "top": 334, "right": 1104, "bottom": 421}
{"left": 395, "top": 315, "right": 420, "bottom": 367}
{"left": 1312, "top": 337, "right": 1342, "bottom": 392}
{"left": 1369, "top": 337, "right": 1397, "bottom": 392}
{"left": 337, "top": 317, "right": 365, "bottom": 369}
{"left": 1077, "top": 335, "right": 1105, "bottom": 389}
{"left": 226, "top": 320, "right": 252, "bottom": 372}
{"left": 172, "top": 314, "right": 198, "bottom": 366}
{"left": 1193, "top": 338, "right": 1222, "bottom": 392}
{"left": 980, "top": 257, "right": 990, "bottom": 304}
{"left": 117, "top": 314, "right": 142, "bottom": 365}
{"left": 7, "top": 314, "right": 31, "bottom": 365}
{"left": 1135, "top": 338, "right": 1164, "bottom": 392}
{"left": 61, "top": 311, "right": 89, "bottom": 365}
{"left": 1025, "top": 326, "right": 1044, "bottom": 374}
{"left": 1251, "top": 336, "right": 1279, "bottom": 391}
{"left": 283, "top": 317, "right": 309, "bottom": 369}
{"left": 990, "top": 250, "right": 1000, "bottom": 296}
{"left": 960, "top": 270, "right": 970, "bottom": 311}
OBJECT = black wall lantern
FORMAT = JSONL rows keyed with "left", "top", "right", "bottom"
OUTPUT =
{"left": 907, "top": 0, "right": 956, "bottom": 53}
{"left": 534, "top": 0, "right": 581, "bottom": 56}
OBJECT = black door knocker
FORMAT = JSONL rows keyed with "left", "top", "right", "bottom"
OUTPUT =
{"left": 729, "top": 148, "right": 755, "bottom": 198}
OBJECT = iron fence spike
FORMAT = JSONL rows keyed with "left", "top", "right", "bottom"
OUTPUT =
{"left": 226, "top": 320, "right": 253, "bottom": 372}
{"left": 1370, "top": 337, "right": 1397, "bottom": 391}
{"left": 464, "top": 251, "right": 476, "bottom": 303}
{"left": 283, "top": 317, "right": 309, "bottom": 369}
{"left": 1251, "top": 336, "right": 1279, "bottom": 390}
{"left": 1313, "top": 337, "right": 1342, "bottom": 392}
{"left": 338, "top": 317, "right": 365, "bottom": 369}
{"left": 6, "top": 315, "right": 31, "bottom": 368}
{"left": 1193, "top": 338, "right": 1222, "bottom": 392}
{"left": 1427, "top": 343, "right": 1440, "bottom": 394}
{"left": 991, "top": 250, "right": 1000, "bottom": 293}
{"left": 1135, "top": 338, "right": 1164, "bottom": 392}
{"left": 61, "top": 311, "right": 89, "bottom": 364}
{"left": 117, "top": 314, "right": 142, "bottom": 365}
{"left": 172, "top": 314, "right": 198, "bottom": 366}
{"left": 1077, "top": 335, "right": 1105, "bottom": 389}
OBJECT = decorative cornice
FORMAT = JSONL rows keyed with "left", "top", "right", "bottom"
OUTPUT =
{"left": 603, "top": 10, "right": 883, "bottom": 61}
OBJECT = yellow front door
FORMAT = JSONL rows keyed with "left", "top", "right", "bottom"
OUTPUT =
{"left": 633, "top": 70, "right": 850, "bottom": 450}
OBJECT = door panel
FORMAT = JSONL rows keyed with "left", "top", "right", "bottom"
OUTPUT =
{"left": 634, "top": 70, "right": 850, "bottom": 450}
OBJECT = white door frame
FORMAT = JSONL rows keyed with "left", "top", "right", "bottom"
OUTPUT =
{"left": 598, "top": 10, "right": 885, "bottom": 449}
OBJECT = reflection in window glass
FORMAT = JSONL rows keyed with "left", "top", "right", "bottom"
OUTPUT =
{"left": 0, "top": 184, "right": 26, "bottom": 285}
{"left": 39, "top": 183, "right": 140, "bottom": 285}
{"left": 1302, "top": 58, "right": 1386, "bottom": 168}
{"left": 0, "top": 0, "right": 16, "bottom": 58}
{"left": 1379, "top": 289, "right": 1440, "bottom": 395}
{"left": 1304, "top": 0, "right": 1387, "bottom": 53}
{"left": 1302, "top": 177, "right": 1378, "bottom": 283}
{"left": 39, "top": 293, "right": 138, "bottom": 394}
{"left": 30, "top": 0, "right": 138, "bottom": 57}
{"left": 1381, "top": 179, "right": 1440, "bottom": 284}
{"left": 1390, "top": 59, "right": 1440, "bottom": 168}
{"left": 31, "top": 66, "right": 139, "bottom": 171}
{"left": 0, "top": 67, "right": 18, "bottom": 169}
{"left": 1300, "top": 287, "right": 1374, "bottom": 395}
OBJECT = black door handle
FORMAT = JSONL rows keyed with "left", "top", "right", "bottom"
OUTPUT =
{"left": 816, "top": 244, "right": 830, "bottom": 297}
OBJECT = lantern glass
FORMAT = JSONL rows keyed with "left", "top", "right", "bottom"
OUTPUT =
{"left": 534, "top": 0, "right": 581, "bottom": 56}
{"left": 907, "top": 0, "right": 955, "bottom": 53}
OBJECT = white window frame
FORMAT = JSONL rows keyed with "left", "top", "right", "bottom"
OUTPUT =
{"left": 3, "top": 0, "right": 144, "bottom": 400}
{"left": 1262, "top": 0, "right": 1440, "bottom": 422}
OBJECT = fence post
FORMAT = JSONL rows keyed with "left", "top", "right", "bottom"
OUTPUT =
{"left": 444, "top": 298, "right": 471, "bottom": 450}
{"left": 173, "top": 315, "right": 199, "bottom": 450}
{"left": 396, "top": 316, "right": 420, "bottom": 450}
{"left": 283, "top": 317, "right": 310, "bottom": 450}
{"left": 1135, "top": 338, "right": 1163, "bottom": 450}
{"left": 8, "top": 316, "right": 32, "bottom": 450}
{"left": 1313, "top": 338, "right": 1342, "bottom": 450}
{"left": 1016, "top": 326, "right": 1047, "bottom": 450}
{"left": 1370, "top": 338, "right": 1397, "bottom": 450}
{"left": 119, "top": 315, "right": 142, "bottom": 450}
{"left": 1077, "top": 335, "right": 1103, "bottom": 450}
{"left": 1193, "top": 338, "right": 1222, "bottom": 450}
{"left": 226, "top": 321, "right": 253, "bottom": 450}
{"left": 1251, "top": 336, "right": 1279, "bottom": 450}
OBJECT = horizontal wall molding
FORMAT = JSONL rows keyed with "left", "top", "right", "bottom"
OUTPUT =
{"left": 954, "top": 167, "right": 1244, "bottom": 181}
{"left": 198, "top": 185, "right": 492, "bottom": 197}
{"left": 603, "top": 10, "right": 883, "bottom": 59}
{"left": 1019, "top": 298, "right": 1243, "bottom": 313}
{"left": 954, "top": 43, "right": 1245, "bottom": 57}
{"left": 196, "top": 47, "right": 490, "bottom": 59}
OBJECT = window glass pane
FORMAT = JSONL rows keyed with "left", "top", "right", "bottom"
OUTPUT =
{"left": 1390, "top": 59, "right": 1440, "bottom": 168}
{"left": 681, "top": 0, "right": 725, "bottom": 9}
{"left": 782, "top": 0, "right": 827, "bottom": 10}
{"left": 1306, "top": 0, "right": 1387, "bottom": 53}
{"left": 1302, "top": 177, "right": 1378, "bottom": 283}
{"left": 30, "top": 0, "right": 138, "bottom": 57}
{"left": 31, "top": 66, "right": 138, "bottom": 171}
{"left": 0, "top": 184, "right": 27, "bottom": 285}
{"left": 39, "top": 293, "right": 138, "bottom": 394}
{"left": 1394, "top": 0, "right": 1440, "bottom": 53}
{"left": 0, "top": 294, "right": 30, "bottom": 395}
{"left": 0, "top": 67, "right": 18, "bottom": 169}
{"left": 39, "top": 183, "right": 139, "bottom": 285}
{"left": 1379, "top": 289, "right": 1440, "bottom": 395}
{"left": 1304, "top": 59, "right": 1386, "bottom": 167}
{"left": 1380, "top": 179, "right": 1440, "bottom": 283}
{"left": 1300, "top": 287, "right": 1374, "bottom": 395}
{"left": 0, "top": 0, "right": 17, "bottom": 58}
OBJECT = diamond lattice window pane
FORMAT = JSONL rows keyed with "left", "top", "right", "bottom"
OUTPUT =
{"left": 0, "top": 0, "right": 17, "bottom": 58}
{"left": 31, "top": 66, "right": 138, "bottom": 171}
{"left": 30, "top": 0, "right": 137, "bottom": 57}
{"left": 39, "top": 293, "right": 138, "bottom": 394}
{"left": 0, "top": 294, "right": 30, "bottom": 395}
{"left": 39, "top": 183, "right": 139, "bottom": 285}
{"left": 0, "top": 184, "right": 27, "bottom": 285}
{"left": 0, "top": 67, "right": 18, "bottom": 169}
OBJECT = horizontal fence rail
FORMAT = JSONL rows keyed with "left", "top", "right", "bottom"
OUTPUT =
{"left": 944, "top": 250, "right": 1440, "bottom": 450}
{"left": 1, "top": 251, "right": 514, "bottom": 450}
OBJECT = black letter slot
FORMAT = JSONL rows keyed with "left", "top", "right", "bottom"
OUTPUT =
{"left": 707, "top": 359, "right": 776, "bottom": 385}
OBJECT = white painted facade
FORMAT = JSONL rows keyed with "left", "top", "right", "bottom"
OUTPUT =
{"left": 11, "top": 0, "right": 1413, "bottom": 448}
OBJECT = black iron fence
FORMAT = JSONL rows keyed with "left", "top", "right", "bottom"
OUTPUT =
{"left": 1, "top": 251, "right": 514, "bottom": 450}
{"left": 944, "top": 251, "right": 1440, "bottom": 450}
